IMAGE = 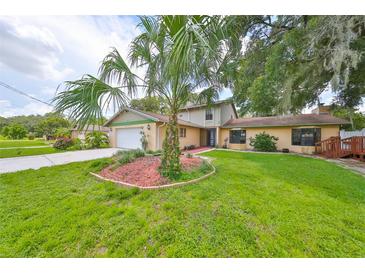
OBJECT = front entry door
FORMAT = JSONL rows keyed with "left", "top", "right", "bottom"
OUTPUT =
{"left": 207, "top": 128, "right": 216, "bottom": 147}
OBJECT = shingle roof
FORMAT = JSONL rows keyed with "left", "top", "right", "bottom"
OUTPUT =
{"left": 223, "top": 114, "right": 350, "bottom": 128}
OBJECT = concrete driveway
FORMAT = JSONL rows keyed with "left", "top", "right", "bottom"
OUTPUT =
{"left": 0, "top": 148, "right": 122, "bottom": 174}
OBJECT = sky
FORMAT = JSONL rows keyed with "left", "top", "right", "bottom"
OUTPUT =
{"left": 0, "top": 16, "right": 334, "bottom": 118}
{"left": 0, "top": 16, "right": 143, "bottom": 117}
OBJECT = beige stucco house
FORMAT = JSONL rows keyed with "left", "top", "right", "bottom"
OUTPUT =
{"left": 104, "top": 101, "right": 349, "bottom": 154}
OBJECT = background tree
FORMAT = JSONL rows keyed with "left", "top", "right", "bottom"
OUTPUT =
{"left": 2, "top": 124, "right": 28, "bottom": 139}
{"left": 233, "top": 16, "right": 365, "bottom": 116}
{"left": 331, "top": 105, "right": 365, "bottom": 130}
{"left": 35, "top": 116, "right": 70, "bottom": 138}
{"left": 130, "top": 96, "right": 166, "bottom": 113}
{"left": 54, "top": 16, "right": 242, "bottom": 179}
{"left": 0, "top": 112, "right": 70, "bottom": 137}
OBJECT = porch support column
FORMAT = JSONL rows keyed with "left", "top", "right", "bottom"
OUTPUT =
{"left": 216, "top": 127, "right": 220, "bottom": 147}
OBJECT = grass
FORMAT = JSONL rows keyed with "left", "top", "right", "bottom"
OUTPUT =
{"left": 174, "top": 160, "right": 214, "bottom": 182}
{"left": 0, "top": 150, "right": 364, "bottom": 257}
{"left": 0, "top": 139, "right": 49, "bottom": 148}
{"left": 0, "top": 147, "right": 60, "bottom": 158}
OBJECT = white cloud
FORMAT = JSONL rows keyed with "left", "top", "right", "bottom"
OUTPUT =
{"left": 17, "top": 16, "right": 141, "bottom": 76}
{"left": 0, "top": 17, "right": 74, "bottom": 81}
{"left": 0, "top": 16, "right": 143, "bottom": 117}
{"left": 0, "top": 100, "right": 53, "bottom": 117}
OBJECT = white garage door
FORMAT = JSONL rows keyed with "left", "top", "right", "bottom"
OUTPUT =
{"left": 116, "top": 127, "right": 142, "bottom": 149}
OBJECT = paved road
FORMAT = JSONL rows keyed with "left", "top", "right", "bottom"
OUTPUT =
{"left": 0, "top": 148, "right": 122, "bottom": 174}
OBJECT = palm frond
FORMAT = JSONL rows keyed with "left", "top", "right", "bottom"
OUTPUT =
{"left": 53, "top": 75, "right": 129, "bottom": 130}
{"left": 98, "top": 48, "right": 138, "bottom": 96}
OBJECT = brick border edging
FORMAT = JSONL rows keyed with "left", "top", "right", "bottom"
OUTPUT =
{"left": 89, "top": 156, "right": 216, "bottom": 190}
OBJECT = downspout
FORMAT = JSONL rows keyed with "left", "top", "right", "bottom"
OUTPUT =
{"left": 157, "top": 122, "right": 166, "bottom": 150}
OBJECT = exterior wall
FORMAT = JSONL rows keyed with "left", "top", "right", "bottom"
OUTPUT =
{"left": 178, "top": 103, "right": 235, "bottom": 127}
{"left": 110, "top": 122, "right": 157, "bottom": 151}
{"left": 220, "top": 103, "right": 237, "bottom": 124}
{"left": 158, "top": 124, "right": 201, "bottom": 150}
{"left": 112, "top": 110, "right": 148, "bottom": 123}
{"left": 219, "top": 125, "right": 340, "bottom": 154}
{"left": 178, "top": 106, "right": 220, "bottom": 127}
{"left": 219, "top": 128, "right": 247, "bottom": 150}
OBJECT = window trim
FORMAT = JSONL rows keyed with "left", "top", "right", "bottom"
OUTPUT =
{"left": 291, "top": 128, "right": 321, "bottom": 146}
{"left": 229, "top": 129, "right": 246, "bottom": 144}
{"left": 205, "top": 108, "right": 213, "bottom": 120}
{"left": 179, "top": 128, "right": 186, "bottom": 138}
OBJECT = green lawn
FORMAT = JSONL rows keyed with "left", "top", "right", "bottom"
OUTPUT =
{"left": 0, "top": 139, "right": 49, "bottom": 148}
{"left": 0, "top": 147, "right": 60, "bottom": 158}
{"left": 0, "top": 150, "right": 364, "bottom": 257}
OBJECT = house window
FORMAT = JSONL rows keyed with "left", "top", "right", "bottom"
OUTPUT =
{"left": 292, "top": 128, "right": 321, "bottom": 146}
{"left": 205, "top": 109, "right": 213, "bottom": 120}
{"left": 179, "top": 128, "right": 186, "bottom": 138}
{"left": 229, "top": 130, "right": 246, "bottom": 144}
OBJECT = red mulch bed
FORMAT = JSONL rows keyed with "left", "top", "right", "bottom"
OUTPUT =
{"left": 99, "top": 156, "right": 203, "bottom": 187}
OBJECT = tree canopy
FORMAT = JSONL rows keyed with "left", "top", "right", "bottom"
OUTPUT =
{"left": 232, "top": 16, "right": 365, "bottom": 116}
{"left": 129, "top": 96, "right": 166, "bottom": 113}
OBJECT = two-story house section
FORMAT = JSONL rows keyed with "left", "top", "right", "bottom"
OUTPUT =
{"left": 104, "top": 100, "right": 349, "bottom": 154}
{"left": 178, "top": 100, "right": 238, "bottom": 147}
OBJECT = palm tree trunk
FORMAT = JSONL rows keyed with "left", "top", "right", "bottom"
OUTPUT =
{"left": 160, "top": 108, "right": 181, "bottom": 179}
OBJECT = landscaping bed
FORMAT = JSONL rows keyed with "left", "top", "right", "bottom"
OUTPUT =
{"left": 96, "top": 150, "right": 213, "bottom": 187}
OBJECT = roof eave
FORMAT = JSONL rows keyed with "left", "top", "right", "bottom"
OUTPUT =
{"left": 222, "top": 122, "right": 350, "bottom": 129}
{"left": 104, "top": 107, "right": 160, "bottom": 127}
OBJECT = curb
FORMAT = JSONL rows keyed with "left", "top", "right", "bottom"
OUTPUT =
{"left": 90, "top": 156, "right": 216, "bottom": 190}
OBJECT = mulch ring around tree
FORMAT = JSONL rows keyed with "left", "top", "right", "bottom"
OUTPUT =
{"left": 99, "top": 156, "right": 204, "bottom": 187}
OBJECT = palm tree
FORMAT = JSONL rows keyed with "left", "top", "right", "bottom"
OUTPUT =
{"left": 54, "top": 15, "right": 242, "bottom": 178}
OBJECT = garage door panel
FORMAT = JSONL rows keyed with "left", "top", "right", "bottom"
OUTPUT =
{"left": 116, "top": 128, "right": 142, "bottom": 149}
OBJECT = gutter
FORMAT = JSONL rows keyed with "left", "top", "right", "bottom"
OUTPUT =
{"left": 221, "top": 122, "right": 349, "bottom": 129}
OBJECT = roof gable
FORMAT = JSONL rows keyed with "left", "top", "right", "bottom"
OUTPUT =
{"left": 105, "top": 107, "right": 202, "bottom": 128}
{"left": 104, "top": 107, "right": 159, "bottom": 126}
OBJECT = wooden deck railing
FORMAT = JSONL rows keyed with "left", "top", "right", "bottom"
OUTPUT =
{"left": 315, "top": 136, "right": 365, "bottom": 159}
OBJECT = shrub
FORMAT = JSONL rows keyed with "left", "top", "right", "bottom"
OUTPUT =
{"left": 113, "top": 149, "right": 146, "bottom": 166}
{"left": 85, "top": 131, "right": 109, "bottom": 148}
{"left": 133, "top": 149, "right": 145, "bottom": 158}
{"left": 186, "top": 153, "right": 193, "bottom": 158}
{"left": 28, "top": 132, "right": 35, "bottom": 140}
{"left": 146, "top": 149, "right": 162, "bottom": 155}
{"left": 140, "top": 131, "right": 148, "bottom": 150}
{"left": 117, "top": 152, "right": 135, "bottom": 165}
{"left": 2, "top": 124, "right": 27, "bottom": 139}
{"left": 184, "top": 145, "right": 196, "bottom": 150}
{"left": 223, "top": 137, "right": 228, "bottom": 148}
{"left": 249, "top": 132, "right": 279, "bottom": 152}
{"left": 54, "top": 127, "right": 71, "bottom": 138}
{"left": 199, "top": 160, "right": 213, "bottom": 173}
{"left": 53, "top": 137, "right": 74, "bottom": 150}
{"left": 68, "top": 138, "right": 84, "bottom": 150}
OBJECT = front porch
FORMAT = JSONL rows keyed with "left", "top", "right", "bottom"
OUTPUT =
{"left": 199, "top": 128, "right": 219, "bottom": 147}
{"left": 315, "top": 136, "right": 365, "bottom": 161}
